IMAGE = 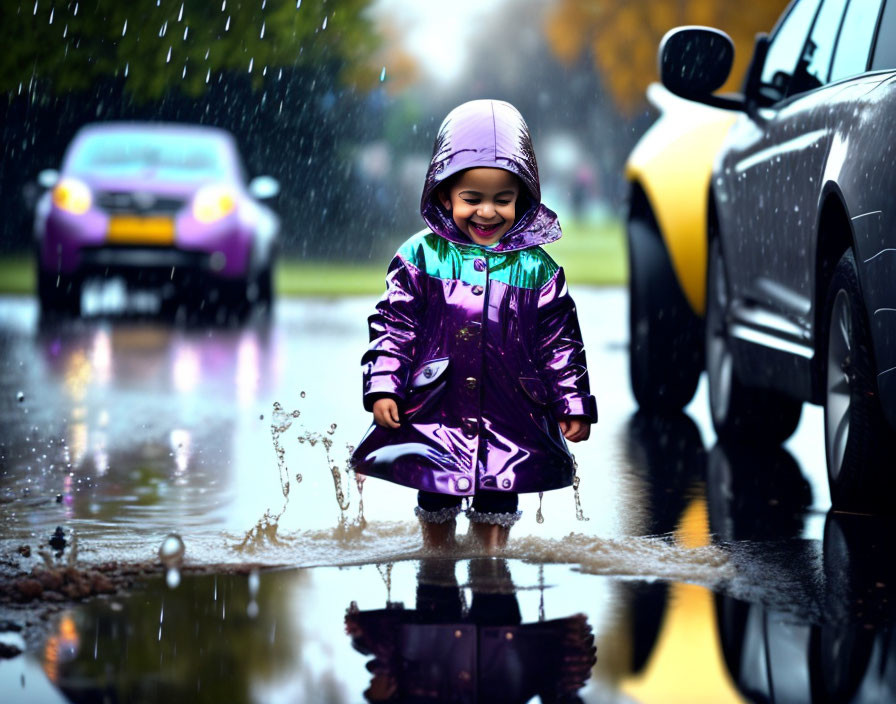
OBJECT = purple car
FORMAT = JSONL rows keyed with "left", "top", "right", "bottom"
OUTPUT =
{"left": 34, "top": 122, "right": 280, "bottom": 317}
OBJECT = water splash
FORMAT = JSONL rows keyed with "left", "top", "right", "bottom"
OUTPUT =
{"left": 536, "top": 492, "right": 544, "bottom": 524}
{"left": 572, "top": 475, "right": 588, "bottom": 522}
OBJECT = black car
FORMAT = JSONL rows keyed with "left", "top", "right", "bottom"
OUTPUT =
{"left": 659, "top": 0, "right": 896, "bottom": 510}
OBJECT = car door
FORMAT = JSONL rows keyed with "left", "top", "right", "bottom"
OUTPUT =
{"left": 719, "top": 0, "right": 853, "bottom": 348}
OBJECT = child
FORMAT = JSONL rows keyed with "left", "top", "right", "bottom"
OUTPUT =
{"left": 351, "top": 99, "right": 597, "bottom": 551}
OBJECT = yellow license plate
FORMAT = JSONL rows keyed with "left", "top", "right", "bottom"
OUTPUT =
{"left": 107, "top": 216, "right": 175, "bottom": 244}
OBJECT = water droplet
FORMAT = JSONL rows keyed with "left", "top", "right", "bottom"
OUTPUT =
{"left": 300, "top": 391, "right": 306, "bottom": 398}
{"left": 225, "top": 15, "right": 230, "bottom": 31}
{"left": 260, "top": 21, "right": 265, "bottom": 39}
{"left": 248, "top": 57, "right": 254, "bottom": 73}
{"left": 536, "top": 492, "right": 544, "bottom": 524}
{"left": 122, "top": 19, "right": 127, "bottom": 36}
{"left": 178, "top": 2, "right": 184, "bottom": 21}
{"left": 380, "top": 66, "right": 386, "bottom": 82}
{"left": 166, "top": 568, "right": 181, "bottom": 588}
{"left": 322, "top": 15, "right": 327, "bottom": 29}
{"left": 327, "top": 423, "right": 337, "bottom": 435}
{"left": 16, "top": 391, "right": 24, "bottom": 403}
{"left": 296, "top": 0, "right": 301, "bottom": 8}
{"left": 166, "top": 46, "right": 172, "bottom": 63}
{"left": 159, "top": 533, "right": 185, "bottom": 566}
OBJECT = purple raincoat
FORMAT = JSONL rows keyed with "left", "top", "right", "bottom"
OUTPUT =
{"left": 351, "top": 100, "right": 597, "bottom": 497}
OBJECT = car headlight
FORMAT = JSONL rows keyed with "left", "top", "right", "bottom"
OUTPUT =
{"left": 52, "top": 178, "right": 92, "bottom": 215}
{"left": 193, "top": 184, "right": 236, "bottom": 223}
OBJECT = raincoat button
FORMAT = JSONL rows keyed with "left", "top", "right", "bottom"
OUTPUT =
{"left": 502, "top": 479, "right": 512, "bottom": 489}
{"left": 473, "top": 258, "right": 486, "bottom": 272}
{"left": 471, "top": 285, "right": 484, "bottom": 295}
{"left": 456, "top": 476, "right": 471, "bottom": 492}
{"left": 465, "top": 377, "right": 477, "bottom": 390}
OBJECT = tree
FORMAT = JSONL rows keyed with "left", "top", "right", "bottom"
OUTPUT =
{"left": 1, "top": 0, "right": 380, "bottom": 101}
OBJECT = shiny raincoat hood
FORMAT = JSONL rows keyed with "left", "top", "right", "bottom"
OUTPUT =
{"left": 420, "top": 99, "right": 562, "bottom": 253}
{"left": 351, "top": 100, "right": 596, "bottom": 498}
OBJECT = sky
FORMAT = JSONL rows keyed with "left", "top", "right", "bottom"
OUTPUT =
{"left": 371, "top": 0, "right": 511, "bottom": 84}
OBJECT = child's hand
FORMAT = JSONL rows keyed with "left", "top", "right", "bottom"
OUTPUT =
{"left": 373, "top": 398, "right": 401, "bottom": 429}
{"left": 559, "top": 417, "right": 590, "bottom": 442}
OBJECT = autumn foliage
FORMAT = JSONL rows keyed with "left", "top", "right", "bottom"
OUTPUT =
{"left": 545, "top": 0, "right": 789, "bottom": 115}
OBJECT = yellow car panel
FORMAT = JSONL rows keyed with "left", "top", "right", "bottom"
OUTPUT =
{"left": 625, "top": 84, "right": 737, "bottom": 316}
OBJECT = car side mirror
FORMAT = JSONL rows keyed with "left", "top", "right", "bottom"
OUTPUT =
{"left": 37, "top": 169, "right": 59, "bottom": 189}
{"left": 248, "top": 175, "right": 280, "bottom": 200}
{"left": 659, "top": 26, "right": 739, "bottom": 109}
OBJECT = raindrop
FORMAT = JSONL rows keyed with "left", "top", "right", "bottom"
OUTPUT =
{"left": 205, "top": 69, "right": 210, "bottom": 83}
{"left": 122, "top": 19, "right": 127, "bottom": 36}
{"left": 380, "top": 66, "right": 386, "bottom": 82}
{"left": 183, "top": 26, "right": 188, "bottom": 40}
{"left": 225, "top": 15, "right": 230, "bottom": 31}
{"left": 300, "top": 391, "right": 306, "bottom": 398}
{"left": 159, "top": 534, "right": 185, "bottom": 589}
{"left": 296, "top": 0, "right": 301, "bottom": 7}
{"left": 536, "top": 492, "right": 544, "bottom": 524}
{"left": 221, "top": 0, "right": 225, "bottom": 9}
{"left": 260, "top": 21, "right": 265, "bottom": 39}
{"left": 124, "top": 63, "right": 129, "bottom": 77}
{"left": 322, "top": 15, "right": 327, "bottom": 30}
{"left": 160, "top": 21, "right": 167, "bottom": 37}
{"left": 166, "top": 46, "right": 172, "bottom": 63}
{"left": 204, "top": 48, "right": 210, "bottom": 59}
{"left": 178, "top": 3, "right": 184, "bottom": 21}
{"left": 248, "top": 58, "right": 254, "bottom": 73}
{"left": 182, "top": 65, "right": 187, "bottom": 79}
{"left": 63, "top": 24, "right": 67, "bottom": 37}
{"left": 247, "top": 569, "right": 260, "bottom": 616}
{"left": 33, "top": 1, "right": 37, "bottom": 16}
{"left": 74, "top": 3, "right": 78, "bottom": 15}
{"left": 49, "top": 7, "right": 53, "bottom": 23}
{"left": 16, "top": 391, "right": 24, "bottom": 403}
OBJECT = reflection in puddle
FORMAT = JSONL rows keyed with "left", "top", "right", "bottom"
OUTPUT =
{"left": 346, "top": 559, "right": 596, "bottom": 702}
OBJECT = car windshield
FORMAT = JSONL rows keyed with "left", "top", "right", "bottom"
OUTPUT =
{"left": 67, "top": 132, "right": 234, "bottom": 181}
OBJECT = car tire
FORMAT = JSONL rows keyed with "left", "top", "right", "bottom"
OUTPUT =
{"left": 823, "top": 250, "right": 894, "bottom": 511}
{"left": 37, "top": 266, "right": 81, "bottom": 317}
{"left": 705, "top": 239, "right": 802, "bottom": 444}
{"left": 628, "top": 216, "right": 703, "bottom": 412}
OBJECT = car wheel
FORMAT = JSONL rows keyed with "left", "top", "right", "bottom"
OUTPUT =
{"left": 628, "top": 216, "right": 703, "bottom": 411}
{"left": 705, "top": 239, "right": 802, "bottom": 444}
{"left": 823, "top": 250, "right": 893, "bottom": 511}
{"left": 253, "top": 265, "right": 273, "bottom": 311}
{"left": 37, "top": 267, "right": 81, "bottom": 317}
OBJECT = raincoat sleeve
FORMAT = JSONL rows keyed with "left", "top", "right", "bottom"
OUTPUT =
{"left": 536, "top": 267, "right": 598, "bottom": 423}
{"left": 361, "top": 253, "right": 424, "bottom": 412}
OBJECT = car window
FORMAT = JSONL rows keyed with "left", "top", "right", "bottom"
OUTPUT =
{"left": 760, "top": 0, "right": 824, "bottom": 102}
{"left": 871, "top": 0, "right": 896, "bottom": 69}
{"left": 69, "top": 133, "right": 233, "bottom": 181}
{"left": 805, "top": 0, "right": 850, "bottom": 84}
{"left": 830, "top": 0, "right": 885, "bottom": 81}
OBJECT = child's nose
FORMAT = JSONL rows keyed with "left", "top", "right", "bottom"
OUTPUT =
{"left": 478, "top": 203, "right": 495, "bottom": 217}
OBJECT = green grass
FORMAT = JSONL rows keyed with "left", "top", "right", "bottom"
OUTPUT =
{"left": 0, "top": 219, "right": 626, "bottom": 297}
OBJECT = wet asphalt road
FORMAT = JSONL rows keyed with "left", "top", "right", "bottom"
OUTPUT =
{"left": 3, "top": 289, "right": 896, "bottom": 702}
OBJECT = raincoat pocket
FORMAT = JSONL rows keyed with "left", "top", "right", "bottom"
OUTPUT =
{"left": 410, "top": 357, "right": 450, "bottom": 390}
{"left": 518, "top": 377, "right": 549, "bottom": 406}
{"left": 406, "top": 357, "right": 450, "bottom": 417}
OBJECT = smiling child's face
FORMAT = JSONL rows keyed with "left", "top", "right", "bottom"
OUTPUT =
{"left": 438, "top": 168, "right": 520, "bottom": 246}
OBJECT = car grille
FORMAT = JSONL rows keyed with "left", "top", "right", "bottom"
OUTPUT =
{"left": 95, "top": 191, "right": 187, "bottom": 216}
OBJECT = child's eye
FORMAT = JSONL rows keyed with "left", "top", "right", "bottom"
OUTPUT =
{"left": 496, "top": 200, "right": 512, "bottom": 206}
{"left": 462, "top": 198, "right": 480, "bottom": 205}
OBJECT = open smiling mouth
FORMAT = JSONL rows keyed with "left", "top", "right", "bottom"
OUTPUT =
{"left": 469, "top": 220, "right": 503, "bottom": 237}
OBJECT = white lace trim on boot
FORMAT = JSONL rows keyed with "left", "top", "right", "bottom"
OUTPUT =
{"left": 465, "top": 508, "right": 522, "bottom": 527}
{"left": 414, "top": 505, "right": 462, "bottom": 524}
